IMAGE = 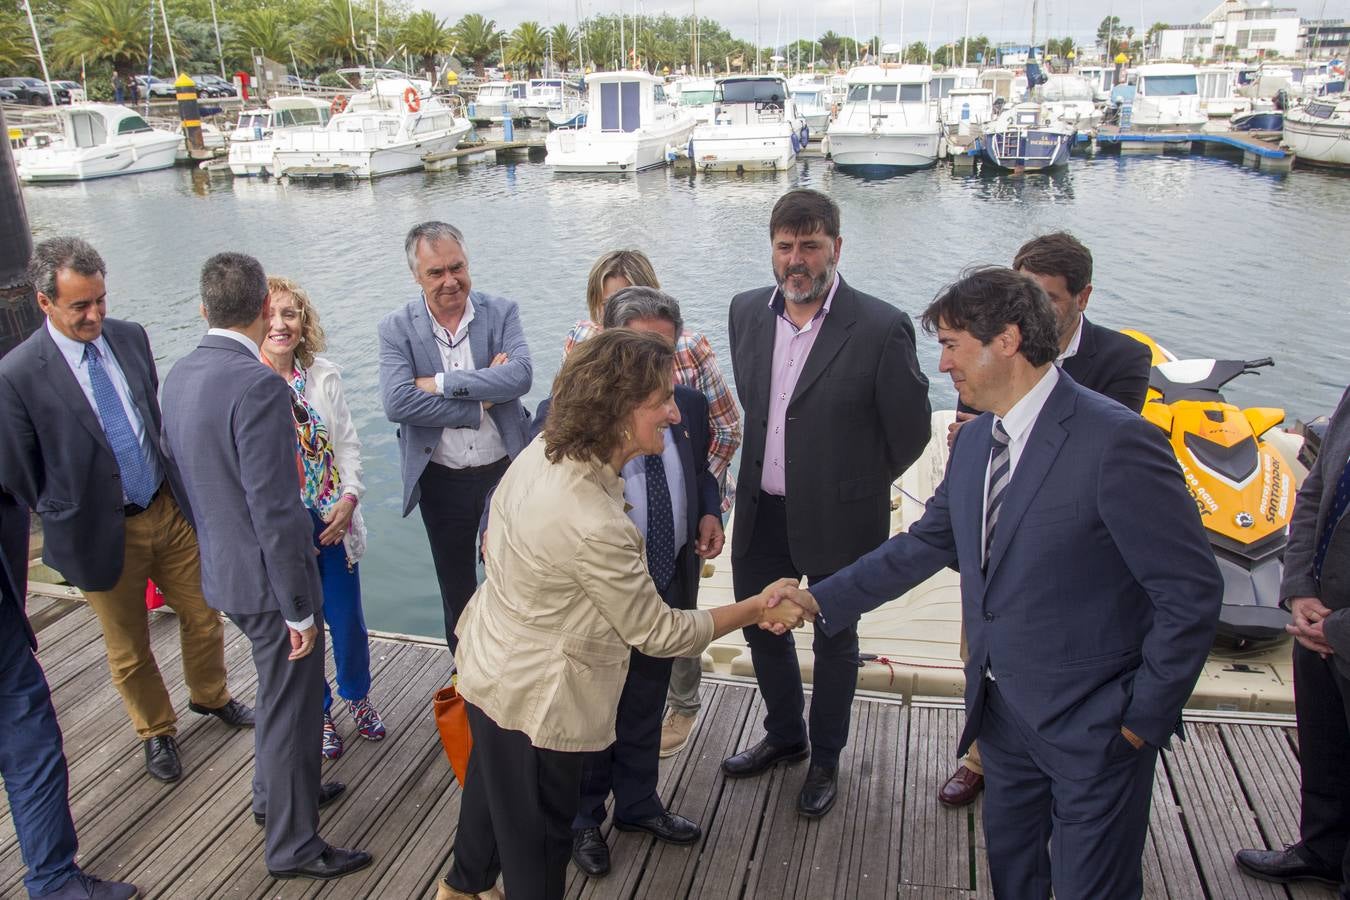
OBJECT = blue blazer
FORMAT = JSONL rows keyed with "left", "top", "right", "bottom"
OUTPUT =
{"left": 527, "top": 386, "right": 721, "bottom": 610}
{"left": 378, "top": 291, "right": 534, "bottom": 517}
{"left": 812, "top": 373, "right": 1222, "bottom": 779}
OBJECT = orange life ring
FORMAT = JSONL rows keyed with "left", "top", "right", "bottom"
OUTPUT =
{"left": 404, "top": 87, "right": 421, "bottom": 113}
{"left": 330, "top": 94, "right": 348, "bottom": 114}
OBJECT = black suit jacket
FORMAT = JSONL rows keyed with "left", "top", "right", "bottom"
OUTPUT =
{"left": 0, "top": 493, "right": 35, "bottom": 649}
{"left": 0, "top": 319, "right": 192, "bottom": 592}
{"left": 728, "top": 275, "right": 931, "bottom": 574}
{"left": 958, "top": 317, "right": 1152, "bottom": 416}
{"left": 1285, "top": 386, "right": 1350, "bottom": 611}
{"left": 530, "top": 386, "right": 721, "bottom": 610}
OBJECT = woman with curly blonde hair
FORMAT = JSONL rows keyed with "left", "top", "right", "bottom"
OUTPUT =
{"left": 260, "top": 276, "right": 384, "bottom": 762}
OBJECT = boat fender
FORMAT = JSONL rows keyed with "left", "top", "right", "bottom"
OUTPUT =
{"left": 331, "top": 94, "right": 349, "bottom": 115}
{"left": 404, "top": 87, "right": 421, "bottom": 113}
{"left": 687, "top": 138, "right": 694, "bottom": 160}
{"left": 791, "top": 130, "right": 801, "bottom": 153}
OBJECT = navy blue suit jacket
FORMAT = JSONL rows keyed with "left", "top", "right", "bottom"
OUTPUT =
{"left": 528, "top": 385, "right": 720, "bottom": 610}
{"left": 812, "top": 373, "right": 1222, "bottom": 779}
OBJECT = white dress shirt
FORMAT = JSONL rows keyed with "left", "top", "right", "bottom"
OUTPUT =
{"left": 620, "top": 427, "right": 688, "bottom": 561}
{"left": 981, "top": 365, "right": 1061, "bottom": 563}
{"left": 1056, "top": 317, "right": 1084, "bottom": 365}
{"left": 207, "top": 328, "right": 313, "bottom": 632}
{"left": 46, "top": 319, "right": 162, "bottom": 503}
{"left": 426, "top": 298, "right": 507, "bottom": 469}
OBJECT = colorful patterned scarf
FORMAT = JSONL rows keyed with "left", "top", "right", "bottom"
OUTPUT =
{"left": 287, "top": 366, "right": 343, "bottom": 519}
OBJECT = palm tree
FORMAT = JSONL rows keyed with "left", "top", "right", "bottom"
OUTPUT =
{"left": 817, "top": 30, "right": 843, "bottom": 68}
{"left": 228, "top": 8, "right": 298, "bottom": 67}
{"left": 508, "top": 21, "right": 547, "bottom": 78}
{"left": 401, "top": 10, "right": 452, "bottom": 82}
{"left": 306, "top": 0, "right": 374, "bottom": 68}
{"left": 51, "top": 0, "right": 153, "bottom": 84}
{"left": 0, "top": 15, "right": 32, "bottom": 73}
{"left": 452, "top": 13, "right": 502, "bottom": 76}
{"left": 549, "top": 23, "right": 577, "bottom": 71}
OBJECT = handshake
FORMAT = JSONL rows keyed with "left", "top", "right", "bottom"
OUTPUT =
{"left": 753, "top": 578, "right": 821, "bottom": 635}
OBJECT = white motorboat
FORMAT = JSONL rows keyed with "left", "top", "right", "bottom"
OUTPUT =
{"left": 1197, "top": 66, "right": 1252, "bottom": 119}
{"left": 1282, "top": 94, "right": 1350, "bottom": 168}
{"left": 1131, "top": 64, "right": 1207, "bottom": 131}
{"left": 941, "top": 87, "right": 996, "bottom": 138}
{"left": 519, "top": 77, "right": 582, "bottom": 124}
{"left": 227, "top": 96, "right": 332, "bottom": 176}
{"left": 688, "top": 75, "right": 809, "bottom": 172}
{"left": 545, "top": 71, "right": 696, "bottom": 174}
{"left": 270, "top": 76, "right": 470, "bottom": 179}
{"left": 470, "top": 80, "right": 528, "bottom": 124}
{"left": 670, "top": 77, "right": 719, "bottom": 125}
{"left": 1039, "top": 74, "right": 1103, "bottom": 130}
{"left": 931, "top": 68, "right": 980, "bottom": 119}
{"left": 1074, "top": 65, "right": 1116, "bottom": 102}
{"left": 787, "top": 73, "right": 834, "bottom": 133}
{"left": 14, "top": 104, "right": 182, "bottom": 182}
{"left": 827, "top": 63, "right": 943, "bottom": 172}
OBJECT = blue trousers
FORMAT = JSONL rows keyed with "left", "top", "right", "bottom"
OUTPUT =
{"left": 0, "top": 600, "right": 81, "bottom": 897}
{"left": 309, "top": 510, "right": 371, "bottom": 713}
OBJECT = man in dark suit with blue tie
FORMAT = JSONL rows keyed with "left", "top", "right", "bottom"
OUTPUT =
{"left": 162, "top": 252, "right": 370, "bottom": 882}
{"left": 1235, "top": 385, "right": 1350, "bottom": 892}
{"left": 0, "top": 237, "right": 251, "bottom": 786}
{"left": 767, "top": 267, "right": 1222, "bottom": 899}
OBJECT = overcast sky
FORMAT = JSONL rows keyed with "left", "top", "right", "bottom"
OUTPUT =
{"left": 422, "top": 0, "right": 1350, "bottom": 47}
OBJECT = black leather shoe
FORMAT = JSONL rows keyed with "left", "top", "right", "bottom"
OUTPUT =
{"left": 254, "top": 781, "right": 347, "bottom": 825}
{"left": 144, "top": 735, "right": 182, "bottom": 782}
{"left": 797, "top": 763, "right": 838, "bottom": 818}
{"left": 189, "top": 698, "right": 255, "bottom": 728}
{"left": 721, "top": 738, "right": 809, "bottom": 778}
{"left": 572, "top": 827, "right": 610, "bottom": 876}
{"left": 1235, "top": 846, "right": 1340, "bottom": 885}
{"left": 614, "top": 810, "right": 702, "bottom": 845}
{"left": 268, "top": 844, "right": 372, "bottom": 881}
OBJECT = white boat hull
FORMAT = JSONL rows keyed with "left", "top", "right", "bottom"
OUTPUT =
{"left": 228, "top": 139, "right": 273, "bottom": 176}
{"left": 1282, "top": 119, "right": 1350, "bottom": 167}
{"left": 827, "top": 130, "right": 941, "bottom": 170}
{"left": 689, "top": 123, "right": 805, "bottom": 171}
{"left": 546, "top": 120, "right": 696, "bottom": 173}
{"left": 271, "top": 121, "right": 470, "bottom": 178}
{"left": 17, "top": 134, "right": 182, "bottom": 182}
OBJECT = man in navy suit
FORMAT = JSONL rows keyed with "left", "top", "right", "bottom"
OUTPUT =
{"left": 378, "top": 221, "right": 533, "bottom": 654}
{"left": 941, "top": 231, "right": 1153, "bottom": 806}
{"left": 768, "top": 267, "right": 1221, "bottom": 899}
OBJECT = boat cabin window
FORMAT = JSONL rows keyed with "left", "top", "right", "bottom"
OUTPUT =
{"left": 1016, "top": 110, "right": 1040, "bottom": 125}
{"left": 275, "top": 108, "right": 326, "bottom": 127}
{"left": 930, "top": 76, "right": 957, "bottom": 99}
{"left": 116, "top": 114, "right": 153, "bottom": 135}
{"left": 412, "top": 114, "right": 451, "bottom": 133}
{"left": 680, "top": 89, "right": 715, "bottom": 105}
{"left": 511, "top": 83, "right": 527, "bottom": 99}
{"left": 653, "top": 84, "right": 668, "bottom": 104}
{"left": 720, "top": 80, "right": 785, "bottom": 106}
{"left": 794, "top": 90, "right": 822, "bottom": 104}
{"left": 238, "top": 113, "right": 265, "bottom": 131}
{"left": 69, "top": 112, "right": 106, "bottom": 148}
{"left": 1140, "top": 74, "right": 1197, "bottom": 96}
{"left": 598, "top": 80, "right": 642, "bottom": 132}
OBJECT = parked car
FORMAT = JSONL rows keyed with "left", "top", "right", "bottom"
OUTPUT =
{"left": 282, "top": 74, "right": 322, "bottom": 92}
{"left": 192, "top": 73, "right": 237, "bottom": 97}
{"left": 133, "top": 75, "right": 177, "bottom": 98}
{"left": 0, "top": 87, "right": 16, "bottom": 103}
{"left": 51, "top": 80, "right": 86, "bottom": 103}
{"left": 0, "top": 77, "right": 68, "bottom": 105}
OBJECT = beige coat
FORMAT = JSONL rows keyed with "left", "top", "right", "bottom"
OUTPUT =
{"left": 454, "top": 437, "right": 715, "bottom": 753}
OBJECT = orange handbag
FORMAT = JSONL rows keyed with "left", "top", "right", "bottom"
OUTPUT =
{"left": 432, "top": 680, "right": 472, "bottom": 785}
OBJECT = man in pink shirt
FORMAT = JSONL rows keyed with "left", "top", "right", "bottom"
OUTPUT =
{"left": 722, "top": 189, "right": 931, "bottom": 817}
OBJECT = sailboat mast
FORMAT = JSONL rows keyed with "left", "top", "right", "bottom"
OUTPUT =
{"left": 19, "top": 0, "right": 56, "bottom": 105}
{"left": 209, "top": 0, "right": 226, "bottom": 77}
{"left": 158, "top": 0, "right": 178, "bottom": 77}
{"left": 961, "top": 0, "right": 970, "bottom": 67}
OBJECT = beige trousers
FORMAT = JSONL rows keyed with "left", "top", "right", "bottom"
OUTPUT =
{"left": 958, "top": 624, "right": 982, "bottom": 775}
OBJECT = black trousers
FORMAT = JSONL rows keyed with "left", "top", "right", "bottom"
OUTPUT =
{"left": 416, "top": 458, "right": 509, "bottom": 653}
{"left": 733, "top": 494, "right": 859, "bottom": 766}
{"left": 573, "top": 571, "right": 685, "bottom": 830}
{"left": 448, "top": 703, "right": 585, "bottom": 900}
{"left": 1294, "top": 643, "right": 1350, "bottom": 891}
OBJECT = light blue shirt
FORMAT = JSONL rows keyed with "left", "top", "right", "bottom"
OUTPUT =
{"left": 620, "top": 427, "right": 687, "bottom": 559}
{"left": 46, "top": 319, "right": 163, "bottom": 504}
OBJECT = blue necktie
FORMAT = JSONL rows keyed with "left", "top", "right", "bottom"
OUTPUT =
{"left": 645, "top": 453, "right": 676, "bottom": 593}
{"left": 84, "top": 342, "right": 157, "bottom": 508}
{"left": 1314, "top": 454, "right": 1350, "bottom": 581}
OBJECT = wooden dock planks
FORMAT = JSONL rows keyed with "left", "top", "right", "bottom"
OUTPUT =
{"left": 0, "top": 598, "right": 1329, "bottom": 899}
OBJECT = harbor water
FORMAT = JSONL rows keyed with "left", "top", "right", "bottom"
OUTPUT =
{"left": 19, "top": 152, "right": 1350, "bottom": 638}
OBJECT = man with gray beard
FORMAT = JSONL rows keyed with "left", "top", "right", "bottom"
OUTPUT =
{"left": 721, "top": 188, "right": 931, "bottom": 817}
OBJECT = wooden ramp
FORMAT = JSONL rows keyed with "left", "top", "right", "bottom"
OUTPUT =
{"left": 0, "top": 596, "right": 1331, "bottom": 899}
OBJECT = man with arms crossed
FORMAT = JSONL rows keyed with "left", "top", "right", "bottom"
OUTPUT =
{"left": 723, "top": 188, "right": 931, "bottom": 818}
{"left": 771, "top": 267, "right": 1221, "bottom": 899}
{"left": 162, "top": 253, "right": 370, "bottom": 882}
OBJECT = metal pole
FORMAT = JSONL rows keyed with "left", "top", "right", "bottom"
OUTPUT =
{"left": 209, "top": 0, "right": 226, "bottom": 78}
{"left": 289, "top": 44, "right": 304, "bottom": 92}
{"left": 19, "top": 0, "right": 57, "bottom": 107}
{"left": 962, "top": 0, "right": 970, "bottom": 66}
{"left": 159, "top": 0, "right": 178, "bottom": 77}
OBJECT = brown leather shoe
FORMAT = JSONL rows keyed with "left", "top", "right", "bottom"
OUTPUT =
{"left": 938, "top": 765, "right": 984, "bottom": 807}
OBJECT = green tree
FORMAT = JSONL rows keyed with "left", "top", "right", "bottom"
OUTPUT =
{"left": 0, "top": 13, "right": 32, "bottom": 73}
{"left": 306, "top": 0, "right": 376, "bottom": 67}
{"left": 400, "top": 10, "right": 452, "bottom": 81}
{"left": 817, "top": 30, "right": 843, "bottom": 68}
{"left": 452, "top": 13, "right": 502, "bottom": 76}
{"left": 228, "top": 8, "right": 297, "bottom": 67}
{"left": 903, "top": 41, "right": 928, "bottom": 63}
{"left": 1096, "top": 15, "right": 1123, "bottom": 48}
{"left": 51, "top": 0, "right": 153, "bottom": 83}
{"left": 549, "top": 23, "right": 576, "bottom": 71}
{"left": 507, "top": 20, "right": 546, "bottom": 77}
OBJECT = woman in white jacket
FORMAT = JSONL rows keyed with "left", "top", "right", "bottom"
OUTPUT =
{"left": 261, "top": 276, "right": 385, "bottom": 760}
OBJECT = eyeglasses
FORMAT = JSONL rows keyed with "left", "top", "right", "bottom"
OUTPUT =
{"left": 290, "top": 394, "right": 310, "bottom": 426}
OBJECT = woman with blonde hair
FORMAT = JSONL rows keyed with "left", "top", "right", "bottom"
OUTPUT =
{"left": 436, "top": 329, "right": 805, "bottom": 900}
{"left": 564, "top": 248, "right": 743, "bottom": 757}
{"left": 260, "top": 276, "right": 384, "bottom": 762}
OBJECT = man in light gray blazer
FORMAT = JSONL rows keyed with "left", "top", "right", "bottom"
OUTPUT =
{"left": 378, "top": 221, "right": 532, "bottom": 654}
{"left": 162, "top": 252, "right": 371, "bottom": 882}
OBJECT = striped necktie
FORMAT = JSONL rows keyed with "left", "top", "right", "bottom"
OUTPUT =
{"left": 983, "top": 420, "right": 1012, "bottom": 570}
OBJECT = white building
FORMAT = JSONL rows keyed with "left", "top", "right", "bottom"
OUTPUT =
{"left": 1154, "top": 0, "right": 1301, "bottom": 60}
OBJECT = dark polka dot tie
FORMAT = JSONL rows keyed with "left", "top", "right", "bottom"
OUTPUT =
{"left": 645, "top": 454, "right": 676, "bottom": 592}
{"left": 1314, "top": 453, "right": 1350, "bottom": 581}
